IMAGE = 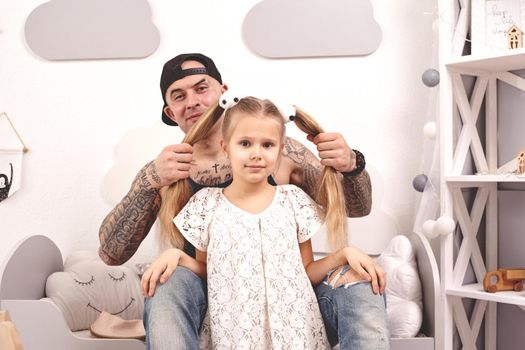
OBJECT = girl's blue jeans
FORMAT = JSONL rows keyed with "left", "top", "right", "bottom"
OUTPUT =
{"left": 144, "top": 266, "right": 390, "bottom": 349}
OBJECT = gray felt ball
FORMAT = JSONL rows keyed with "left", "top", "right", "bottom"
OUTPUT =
{"left": 422, "top": 69, "right": 440, "bottom": 87}
{"left": 413, "top": 174, "right": 428, "bottom": 192}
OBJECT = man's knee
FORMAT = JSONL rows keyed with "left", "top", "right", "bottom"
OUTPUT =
{"left": 162, "top": 266, "right": 205, "bottom": 292}
{"left": 144, "top": 266, "right": 207, "bottom": 345}
{"left": 144, "top": 266, "right": 206, "bottom": 315}
{"left": 336, "top": 283, "right": 389, "bottom": 348}
{"left": 339, "top": 282, "right": 386, "bottom": 309}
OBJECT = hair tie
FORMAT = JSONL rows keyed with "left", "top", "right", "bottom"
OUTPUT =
{"left": 219, "top": 92, "right": 296, "bottom": 124}
{"left": 273, "top": 100, "right": 296, "bottom": 124}
{"left": 219, "top": 90, "right": 243, "bottom": 110}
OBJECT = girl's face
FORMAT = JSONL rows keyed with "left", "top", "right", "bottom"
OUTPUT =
{"left": 222, "top": 113, "right": 283, "bottom": 185}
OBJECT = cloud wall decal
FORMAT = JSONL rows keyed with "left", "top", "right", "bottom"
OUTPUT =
{"left": 243, "top": 0, "right": 382, "bottom": 58}
{"left": 25, "top": 0, "right": 160, "bottom": 60}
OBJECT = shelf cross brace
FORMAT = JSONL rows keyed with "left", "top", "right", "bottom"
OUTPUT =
{"left": 451, "top": 73, "right": 489, "bottom": 175}
{"left": 451, "top": 296, "right": 487, "bottom": 350}
{"left": 452, "top": 186, "right": 489, "bottom": 285}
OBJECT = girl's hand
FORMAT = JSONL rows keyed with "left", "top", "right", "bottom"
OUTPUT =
{"left": 141, "top": 248, "right": 182, "bottom": 297}
{"left": 341, "top": 246, "right": 387, "bottom": 295}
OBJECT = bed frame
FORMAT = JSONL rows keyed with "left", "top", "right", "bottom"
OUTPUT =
{"left": 0, "top": 234, "right": 440, "bottom": 350}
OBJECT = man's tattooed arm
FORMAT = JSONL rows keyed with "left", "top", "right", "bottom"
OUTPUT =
{"left": 342, "top": 170, "right": 372, "bottom": 217}
{"left": 99, "top": 161, "right": 162, "bottom": 265}
{"left": 284, "top": 137, "right": 372, "bottom": 217}
{"left": 284, "top": 137, "right": 321, "bottom": 200}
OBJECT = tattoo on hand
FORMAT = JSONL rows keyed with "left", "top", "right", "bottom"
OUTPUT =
{"left": 148, "top": 162, "right": 162, "bottom": 185}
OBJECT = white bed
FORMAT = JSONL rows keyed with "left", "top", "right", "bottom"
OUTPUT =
{"left": 0, "top": 234, "right": 439, "bottom": 350}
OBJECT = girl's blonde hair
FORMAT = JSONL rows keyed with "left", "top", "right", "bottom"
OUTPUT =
{"left": 159, "top": 96, "right": 348, "bottom": 251}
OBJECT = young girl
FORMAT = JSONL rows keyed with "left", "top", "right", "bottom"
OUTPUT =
{"left": 163, "top": 93, "right": 348, "bottom": 349}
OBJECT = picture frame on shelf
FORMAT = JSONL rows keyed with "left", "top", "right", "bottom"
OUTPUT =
{"left": 471, "top": 0, "right": 525, "bottom": 55}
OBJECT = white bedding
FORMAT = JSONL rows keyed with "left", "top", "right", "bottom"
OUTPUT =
{"left": 376, "top": 235, "right": 423, "bottom": 338}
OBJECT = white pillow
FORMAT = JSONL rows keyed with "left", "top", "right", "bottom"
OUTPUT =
{"left": 45, "top": 251, "right": 144, "bottom": 331}
{"left": 375, "top": 235, "right": 423, "bottom": 338}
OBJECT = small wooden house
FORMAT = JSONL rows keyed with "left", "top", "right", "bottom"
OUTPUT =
{"left": 507, "top": 24, "right": 523, "bottom": 49}
{"left": 518, "top": 149, "right": 525, "bottom": 174}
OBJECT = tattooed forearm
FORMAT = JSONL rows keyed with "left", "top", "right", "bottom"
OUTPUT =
{"left": 99, "top": 162, "right": 161, "bottom": 265}
{"left": 283, "top": 137, "right": 372, "bottom": 218}
{"left": 342, "top": 170, "right": 372, "bottom": 217}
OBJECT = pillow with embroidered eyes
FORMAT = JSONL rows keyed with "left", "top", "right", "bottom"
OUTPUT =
{"left": 375, "top": 235, "right": 423, "bottom": 338}
{"left": 44, "top": 251, "right": 144, "bottom": 331}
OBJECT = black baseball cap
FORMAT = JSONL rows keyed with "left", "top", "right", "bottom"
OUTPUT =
{"left": 160, "top": 53, "right": 223, "bottom": 126}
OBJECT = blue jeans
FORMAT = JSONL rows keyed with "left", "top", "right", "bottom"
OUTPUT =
{"left": 315, "top": 269, "right": 390, "bottom": 349}
{"left": 144, "top": 265, "right": 389, "bottom": 350}
{"left": 143, "top": 266, "right": 207, "bottom": 350}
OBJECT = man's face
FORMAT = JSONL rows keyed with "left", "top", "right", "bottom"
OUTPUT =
{"left": 163, "top": 60, "right": 226, "bottom": 133}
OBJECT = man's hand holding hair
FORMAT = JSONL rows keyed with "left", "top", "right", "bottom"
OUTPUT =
{"left": 306, "top": 132, "right": 356, "bottom": 173}
{"left": 147, "top": 143, "right": 194, "bottom": 189}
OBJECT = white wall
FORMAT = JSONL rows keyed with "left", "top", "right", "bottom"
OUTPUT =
{"left": 0, "top": 0, "right": 437, "bottom": 265}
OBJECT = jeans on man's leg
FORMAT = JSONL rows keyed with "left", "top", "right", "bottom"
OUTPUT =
{"left": 315, "top": 273, "right": 390, "bottom": 350}
{"left": 143, "top": 266, "right": 207, "bottom": 350}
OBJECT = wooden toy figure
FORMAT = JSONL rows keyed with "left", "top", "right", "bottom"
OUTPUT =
{"left": 483, "top": 268, "right": 525, "bottom": 293}
{"left": 517, "top": 149, "right": 525, "bottom": 175}
{"left": 507, "top": 25, "right": 524, "bottom": 49}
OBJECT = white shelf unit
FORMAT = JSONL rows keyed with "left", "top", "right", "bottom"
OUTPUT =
{"left": 446, "top": 283, "right": 525, "bottom": 307}
{"left": 446, "top": 48, "right": 525, "bottom": 73}
{"left": 438, "top": 2, "right": 525, "bottom": 350}
{"left": 446, "top": 175, "right": 525, "bottom": 184}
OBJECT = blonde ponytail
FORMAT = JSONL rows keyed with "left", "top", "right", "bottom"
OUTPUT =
{"left": 294, "top": 107, "right": 348, "bottom": 250}
{"left": 158, "top": 102, "right": 224, "bottom": 248}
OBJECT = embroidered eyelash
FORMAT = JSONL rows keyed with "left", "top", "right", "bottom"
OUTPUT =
{"left": 74, "top": 276, "right": 94, "bottom": 286}
{"left": 108, "top": 272, "right": 126, "bottom": 282}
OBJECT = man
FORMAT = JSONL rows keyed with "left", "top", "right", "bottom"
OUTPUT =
{"left": 99, "top": 53, "right": 389, "bottom": 349}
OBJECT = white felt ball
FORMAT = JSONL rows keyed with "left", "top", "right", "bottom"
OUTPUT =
{"left": 422, "top": 220, "right": 438, "bottom": 239}
{"left": 435, "top": 216, "right": 455, "bottom": 235}
{"left": 423, "top": 122, "right": 437, "bottom": 140}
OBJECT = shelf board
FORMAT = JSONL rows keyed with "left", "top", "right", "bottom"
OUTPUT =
{"left": 447, "top": 283, "right": 525, "bottom": 306}
{"left": 445, "top": 49, "right": 525, "bottom": 73}
{"left": 446, "top": 175, "right": 525, "bottom": 185}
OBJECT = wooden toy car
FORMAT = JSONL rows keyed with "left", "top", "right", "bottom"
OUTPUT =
{"left": 483, "top": 269, "right": 525, "bottom": 293}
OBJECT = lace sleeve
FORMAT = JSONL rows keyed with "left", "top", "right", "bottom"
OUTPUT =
{"left": 173, "top": 188, "right": 217, "bottom": 251}
{"left": 286, "top": 185, "right": 324, "bottom": 243}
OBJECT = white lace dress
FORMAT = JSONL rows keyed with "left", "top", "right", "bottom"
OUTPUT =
{"left": 174, "top": 184, "right": 329, "bottom": 350}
